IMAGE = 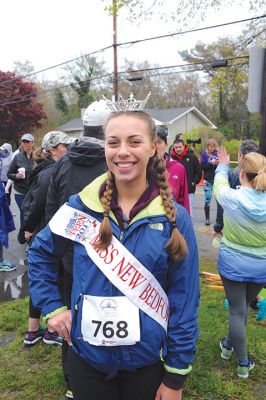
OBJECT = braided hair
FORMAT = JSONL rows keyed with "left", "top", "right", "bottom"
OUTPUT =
{"left": 93, "top": 111, "right": 188, "bottom": 261}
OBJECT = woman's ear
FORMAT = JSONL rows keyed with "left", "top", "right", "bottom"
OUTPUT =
{"left": 150, "top": 141, "right": 156, "bottom": 158}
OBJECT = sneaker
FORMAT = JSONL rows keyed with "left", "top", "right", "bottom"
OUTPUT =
{"left": 43, "top": 329, "right": 63, "bottom": 346}
{"left": 256, "top": 298, "right": 266, "bottom": 321}
{"left": 0, "top": 259, "right": 16, "bottom": 272}
{"left": 24, "top": 329, "right": 44, "bottom": 346}
{"left": 220, "top": 338, "right": 233, "bottom": 360}
{"left": 205, "top": 219, "right": 210, "bottom": 226}
{"left": 237, "top": 357, "right": 255, "bottom": 378}
{"left": 66, "top": 389, "right": 74, "bottom": 399}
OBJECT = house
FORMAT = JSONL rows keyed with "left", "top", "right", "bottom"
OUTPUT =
{"left": 57, "top": 106, "right": 217, "bottom": 143}
{"left": 145, "top": 106, "right": 217, "bottom": 145}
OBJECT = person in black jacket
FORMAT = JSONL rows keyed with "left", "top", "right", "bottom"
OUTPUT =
{"left": 45, "top": 100, "right": 110, "bottom": 400}
{"left": 7, "top": 133, "right": 35, "bottom": 226}
{"left": 22, "top": 131, "right": 73, "bottom": 348}
{"left": 170, "top": 139, "right": 202, "bottom": 219}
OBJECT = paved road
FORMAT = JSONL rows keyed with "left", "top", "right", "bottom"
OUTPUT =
{"left": 0, "top": 185, "right": 219, "bottom": 302}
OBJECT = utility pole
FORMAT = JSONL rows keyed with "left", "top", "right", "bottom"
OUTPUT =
{"left": 248, "top": 47, "right": 266, "bottom": 156}
{"left": 113, "top": 0, "right": 118, "bottom": 100}
{"left": 260, "top": 51, "right": 266, "bottom": 156}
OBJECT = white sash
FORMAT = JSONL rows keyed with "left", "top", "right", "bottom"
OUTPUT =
{"left": 49, "top": 204, "right": 169, "bottom": 331}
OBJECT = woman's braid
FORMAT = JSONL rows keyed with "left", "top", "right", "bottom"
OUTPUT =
{"left": 153, "top": 157, "right": 188, "bottom": 261}
{"left": 93, "top": 171, "right": 115, "bottom": 251}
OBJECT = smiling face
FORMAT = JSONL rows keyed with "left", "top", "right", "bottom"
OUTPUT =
{"left": 173, "top": 141, "right": 185, "bottom": 155}
{"left": 104, "top": 114, "right": 156, "bottom": 187}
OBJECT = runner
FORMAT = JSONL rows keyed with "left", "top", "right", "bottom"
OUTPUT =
{"left": 29, "top": 99, "right": 200, "bottom": 400}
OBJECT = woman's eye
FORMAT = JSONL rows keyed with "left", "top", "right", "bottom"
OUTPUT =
{"left": 131, "top": 140, "right": 141, "bottom": 145}
{"left": 107, "top": 141, "right": 118, "bottom": 146}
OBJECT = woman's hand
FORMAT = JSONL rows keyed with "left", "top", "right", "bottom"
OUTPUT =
{"left": 24, "top": 231, "right": 33, "bottom": 240}
{"left": 218, "top": 147, "right": 230, "bottom": 165}
{"left": 155, "top": 384, "right": 182, "bottom": 400}
{"left": 48, "top": 310, "right": 72, "bottom": 345}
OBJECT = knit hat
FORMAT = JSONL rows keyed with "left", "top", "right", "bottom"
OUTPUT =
{"left": 83, "top": 100, "right": 111, "bottom": 127}
{"left": 42, "top": 131, "right": 73, "bottom": 152}
{"left": 21, "top": 133, "right": 34, "bottom": 142}
{"left": 156, "top": 127, "right": 168, "bottom": 144}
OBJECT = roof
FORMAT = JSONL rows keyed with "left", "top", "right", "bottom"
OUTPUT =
{"left": 144, "top": 106, "right": 217, "bottom": 128}
{"left": 57, "top": 118, "right": 83, "bottom": 132}
{"left": 57, "top": 106, "right": 217, "bottom": 131}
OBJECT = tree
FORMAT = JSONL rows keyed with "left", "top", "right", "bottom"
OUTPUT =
{"left": 54, "top": 88, "right": 68, "bottom": 115}
{"left": 179, "top": 37, "right": 250, "bottom": 137}
{"left": 0, "top": 71, "right": 47, "bottom": 143}
{"left": 102, "top": 0, "right": 265, "bottom": 25}
{"left": 61, "top": 54, "right": 109, "bottom": 109}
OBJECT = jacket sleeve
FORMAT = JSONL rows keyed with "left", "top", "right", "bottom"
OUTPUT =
{"left": 45, "top": 162, "right": 61, "bottom": 222}
{"left": 7, "top": 156, "right": 18, "bottom": 181}
{"left": 23, "top": 171, "right": 51, "bottom": 232}
{"left": 193, "top": 157, "right": 202, "bottom": 185}
{"left": 179, "top": 167, "right": 190, "bottom": 214}
{"left": 213, "top": 164, "right": 238, "bottom": 210}
{"left": 28, "top": 223, "right": 70, "bottom": 316}
{"left": 163, "top": 206, "right": 199, "bottom": 389}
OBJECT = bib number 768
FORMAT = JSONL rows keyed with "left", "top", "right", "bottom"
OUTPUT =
{"left": 92, "top": 320, "right": 128, "bottom": 339}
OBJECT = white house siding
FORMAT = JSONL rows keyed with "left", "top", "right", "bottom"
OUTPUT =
{"left": 167, "top": 113, "right": 209, "bottom": 145}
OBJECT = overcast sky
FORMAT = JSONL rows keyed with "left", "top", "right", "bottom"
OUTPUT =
{"left": 1, "top": 0, "right": 260, "bottom": 82}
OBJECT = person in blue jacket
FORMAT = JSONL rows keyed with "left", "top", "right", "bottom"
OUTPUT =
{"left": 29, "top": 107, "right": 200, "bottom": 400}
{"left": 0, "top": 147, "right": 16, "bottom": 271}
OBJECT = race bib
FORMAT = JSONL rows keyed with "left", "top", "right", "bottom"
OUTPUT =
{"left": 81, "top": 296, "right": 140, "bottom": 346}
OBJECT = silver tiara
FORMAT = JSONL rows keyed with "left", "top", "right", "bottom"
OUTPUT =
{"left": 103, "top": 92, "right": 151, "bottom": 112}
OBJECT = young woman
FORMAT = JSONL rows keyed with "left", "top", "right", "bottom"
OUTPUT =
{"left": 214, "top": 148, "right": 266, "bottom": 379}
{"left": 29, "top": 110, "right": 200, "bottom": 400}
{"left": 200, "top": 138, "right": 219, "bottom": 225}
{"left": 22, "top": 131, "right": 72, "bottom": 347}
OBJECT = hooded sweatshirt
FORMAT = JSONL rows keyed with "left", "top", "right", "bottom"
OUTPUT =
{"left": 0, "top": 143, "right": 13, "bottom": 182}
{"left": 45, "top": 137, "right": 107, "bottom": 222}
{"left": 213, "top": 163, "right": 266, "bottom": 283}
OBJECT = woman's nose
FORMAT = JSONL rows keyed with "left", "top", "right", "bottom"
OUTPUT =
{"left": 117, "top": 143, "right": 130, "bottom": 157}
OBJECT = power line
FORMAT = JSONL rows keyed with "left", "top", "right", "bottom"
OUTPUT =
{"left": 0, "top": 45, "right": 113, "bottom": 87}
{"left": 116, "top": 14, "right": 266, "bottom": 46}
{"left": 0, "top": 14, "right": 264, "bottom": 88}
{"left": 0, "top": 57, "right": 249, "bottom": 107}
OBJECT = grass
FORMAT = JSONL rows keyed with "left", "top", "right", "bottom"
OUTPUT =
{"left": 0, "top": 261, "right": 265, "bottom": 400}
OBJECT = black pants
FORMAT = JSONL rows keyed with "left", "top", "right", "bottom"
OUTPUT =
{"left": 68, "top": 349, "right": 163, "bottom": 400}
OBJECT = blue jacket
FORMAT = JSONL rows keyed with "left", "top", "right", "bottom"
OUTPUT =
{"left": 29, "top": 174, "right": 199, "bottom": 380}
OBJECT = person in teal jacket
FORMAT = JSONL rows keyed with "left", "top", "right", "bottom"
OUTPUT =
{"left": 29, "top": 109, "right": 200, "bottom": 400}
{"left": 214, "top": 148, "right": 266, "bottom": 379}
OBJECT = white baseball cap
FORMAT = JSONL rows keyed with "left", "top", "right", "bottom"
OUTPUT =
{"left": 83, "top": 100, "right": 111, "bottom": 127}
{"left": 21, "top": 133, "right": 34, "bottom": 142}
{"left": 42, "top": 131, "right": 73, "bottom": 152}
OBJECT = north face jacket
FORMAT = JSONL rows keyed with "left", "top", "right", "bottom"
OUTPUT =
{"left": 29, "top": 173, "right": 200, "bottom": 388}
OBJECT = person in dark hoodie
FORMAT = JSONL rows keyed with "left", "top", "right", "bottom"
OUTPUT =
{"left": 45, "top": 99, "right": 110, "bottom": 400}
{"left": 21, "top": 131, "right": 72, "bottom": 347}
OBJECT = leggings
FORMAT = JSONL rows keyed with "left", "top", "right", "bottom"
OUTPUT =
{"left": 221, "top": 276, "right": 264, "bottom": 362}
{"left": 203, "top": 180, "right": 213, "bottom": 205}
{"left": 68, "top": 349, "right": 163, "bottom": 400}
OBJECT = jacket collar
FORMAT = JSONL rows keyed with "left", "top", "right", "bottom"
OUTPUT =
{"left": 79, "top": 173, "right": 166, "bottom": 223}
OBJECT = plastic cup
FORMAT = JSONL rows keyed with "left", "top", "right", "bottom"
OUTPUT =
{"left": 18, "top": 167, "right": 25, "bottom": 178}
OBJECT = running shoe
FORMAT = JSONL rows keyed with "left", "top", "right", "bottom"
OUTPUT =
{"left": 220, "top": 338, "right": 233, "bottom": 360}
{"left": 0, "top": 259, "right": 16, "bottom": 272}
{"left": 43, "top": 329, "right": 63, "bottom": 346}
{"left": 24, "top": 329, "right": 44, "bottom": 346}
{"left": 66, "top": 389, "right": 74, "bottom": 399}
{"left": 237, "top": 357, "right": 255, "bottom": 378}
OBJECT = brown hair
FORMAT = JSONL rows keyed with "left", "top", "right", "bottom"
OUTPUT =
{"left": 95, "top": 111, "right": 188, "bottom": 261}
{"left": 33, "top": 147, "right": 50, "bottom": 164}
{"left": 240, "top": 152, "right": 266, "bottom": 191}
